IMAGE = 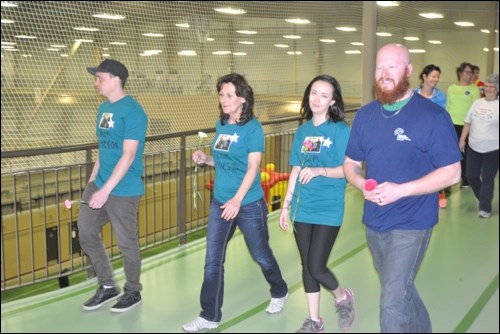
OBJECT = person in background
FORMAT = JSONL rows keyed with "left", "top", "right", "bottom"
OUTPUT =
{"left": 343, "top": 44, "right": 462, "bottom": 333}
{"left": 447, "top": 62, "right": 481, "bottom": 188}
{"left": 414, "top": 64, "right": 449, "bottom": 208}
{"left": 471, "top": 65, "right": 485, "bottom": 97}
{"left": 79, "top": 59, "right": 148, "bottom": 313}
{"left": 459, "top": 74, "right": 499, "bottom": 219}
{"left": 182, "top": 73, "right": 288, "bottom": 333}
{"left": 279, "top": 75, "right": 354, "bottom": 333}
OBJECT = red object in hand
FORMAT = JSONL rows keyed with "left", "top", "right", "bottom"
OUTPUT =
{"left": 364, "top": 179, "right": 378, "bottom": 191}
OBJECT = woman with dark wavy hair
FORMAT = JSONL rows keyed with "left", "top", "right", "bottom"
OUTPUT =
{"left": 414, "top": 64, "right": 449, "bottom": 208}
{"left": 183, "top": 73, "right": 288, "bottom": 333}
{"left": 279, "top": 74, "right": 354, "bottom": 333}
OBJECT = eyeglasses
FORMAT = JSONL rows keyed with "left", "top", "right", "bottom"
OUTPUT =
{"left": 463, "top": 70, "right": 473, "bottom": 75}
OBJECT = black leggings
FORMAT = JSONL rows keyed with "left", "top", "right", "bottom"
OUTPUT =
{"left": 455, "top": 124, "right": 468, "bottom": 184}
{"left": 466, "top": 147, "right": 499, "bottom": 213}
{"left": 293, "top": 222, "right": 340, "bottom": 293}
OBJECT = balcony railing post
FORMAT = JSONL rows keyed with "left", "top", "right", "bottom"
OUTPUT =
{"left": 178, "top": 135, "right": 187, "bottom": 245}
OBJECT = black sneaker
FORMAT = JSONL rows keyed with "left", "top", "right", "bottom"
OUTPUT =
{"left": 110, "top": 289, "right": 142, "bottom": 313}
{"left": 82, "top": 285, "right": 120, "bottom": 311}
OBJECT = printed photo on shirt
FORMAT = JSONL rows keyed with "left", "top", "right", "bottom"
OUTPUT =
{"left": 302, "top": 136, "right": 324, "bottom": 153}
{"left": 214, "top": 134, "right": 232, "bottom": 151}
{"left": 99, "top": 113, "right": 113, "bottom": 129}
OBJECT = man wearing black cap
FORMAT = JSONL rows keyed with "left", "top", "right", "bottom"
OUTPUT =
{"left": 78, "top": 59, "right": 148, "bottom": 313}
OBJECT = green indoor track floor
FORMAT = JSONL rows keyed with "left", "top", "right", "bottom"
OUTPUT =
{"left": 1, "top": 182, "right": 498, "bottom": 333}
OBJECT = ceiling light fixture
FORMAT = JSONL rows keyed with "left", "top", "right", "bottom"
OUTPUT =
{"left": 73, "top": 27, "right": 99, "bottom": 32}
{"left": 213, "top": 51, "right": 232, "bottom": 55}
{"left": 1, "top": 2, "right": 18, "bottom": 7}
{"left": 419, "top": 13, "right": 443, "bottom": 19}
{"left": 336, "top": 27, "right": 356, "bottom": 32}
{"left": 93, "top": 13, "right": 125, "bottom": 20}
{"left": 285, "top": 18, "right": 310, "bottom": 24}
{"left": 214, "top": 7, "right": 246, "bottom": 15}
{"left": 178, "top": 50, "right": 197, "bottom": 56}
{"left": 142, "top": 33, "right": 164, "bottom": 37}
{"left": 376, "top": 1, "right": 399, "bottom": 7}
{"left": 236, "top": 30, "right": 257, "bottom": 35}
{"left": 15, "top": 35, "right": 36, "bottom": 39}
{"left": 454, "top": 21, "right": 475, "bottom": 27}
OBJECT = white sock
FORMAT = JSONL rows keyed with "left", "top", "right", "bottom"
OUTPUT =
{"left": 103, "top": 285, "right": 115, "bottom": 289}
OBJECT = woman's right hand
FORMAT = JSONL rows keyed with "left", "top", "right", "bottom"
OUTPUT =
{"left": 279, "top": 208, "right": 289, "bottom": 231}
{"left": 192, "top": 150, "right": 206, "bottom": 164}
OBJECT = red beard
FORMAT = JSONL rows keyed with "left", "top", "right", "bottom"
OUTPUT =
{"left": 375, "top": 69, "right": 411, "bottom": 104}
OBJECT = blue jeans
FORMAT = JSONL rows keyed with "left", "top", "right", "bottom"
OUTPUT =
{"left": 366, "top": 227, "right": 432, "bottom": 333}
{"left": 199, "top": 198, "right": 288, "bottom": 322}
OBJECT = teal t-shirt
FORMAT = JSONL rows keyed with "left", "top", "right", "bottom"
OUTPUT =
{"left": 95, "top": 95, "right": 148, "bottom": 196}
{"left": 212, "top": 118, "right": 264, "bottom": 205}
{"left": 289, "top": 120, "right": 350, "bottom": 226}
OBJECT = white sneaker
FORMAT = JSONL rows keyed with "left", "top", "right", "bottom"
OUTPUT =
{"left": 182, "top": 317, "right": 219, "bottom": 333}
{"left": 265, "top": 293, "right": 288, "bottom": 314}
{"left": 479, "top": 210, "right": 491, "bottom": 218}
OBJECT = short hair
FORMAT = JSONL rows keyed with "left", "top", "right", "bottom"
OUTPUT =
{"left": 486, "top": 74, "right": 499, "bottom": 91}
{"left": 419, "top": 64, "right": 441, "bottom": 84}
{"left": 456, "top": 62, "right": 473, "bottom": 81}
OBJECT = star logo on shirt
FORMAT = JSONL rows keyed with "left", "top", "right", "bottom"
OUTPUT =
{"left": 229, "top": 132, "right": 239, "bottom": 143}
{"left": 323, "top": 137, "right": 332, "bottom": 148}
{"left": 108, "top": 118, "right": 115, "bottom": 128}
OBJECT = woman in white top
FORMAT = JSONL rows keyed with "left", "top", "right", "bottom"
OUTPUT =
{"left": 459, "top": 74, "right": 499, "bottom": 218}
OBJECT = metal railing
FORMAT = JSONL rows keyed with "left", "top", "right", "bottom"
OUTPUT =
{"left": 1, "top": 116, "right": 314, "bottom": 290}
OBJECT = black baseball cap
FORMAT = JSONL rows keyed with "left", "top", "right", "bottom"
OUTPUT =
{"left": 86, "top": 59, "right": 129, "bottom": 82}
